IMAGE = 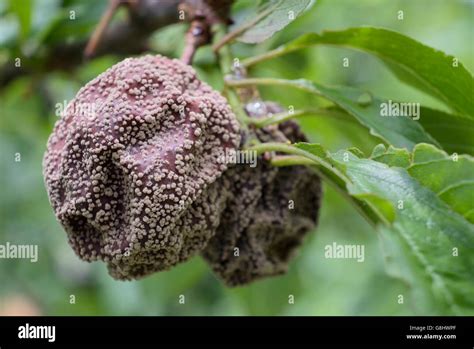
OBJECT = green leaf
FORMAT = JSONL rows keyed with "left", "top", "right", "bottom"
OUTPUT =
{"left": 411, "top": 143, "right": 447, "bottom": 163}
{"left": 250, "top": 142, "right": 387, "bottom": 226}
{"left": 347, "top": 147, "right": 365, "bottom": 158}
{"left": 333, "top": 152, "right": 474, "bottom": 315}
{"left": 419, "top": 107, "right": 474, "bottom": 155}
{"left": 372, "top": 143, "right": 474, "bottom": 224}
{"left": 350, "top": 192, "right": 396, "bottom": 224}
{"left": 370, "top": 145, "right": 411, "bottom": 168}
{"left": 408, "top": 144, "right": 474, "bottom": 224}
{"left": 9, "top": 0, "right": 31, "bottom": 41}
{"left": 243, "top": 27, "right": 474, "bottom": 117}
{"left": 294, "top": 142, "right": 474, "bottom": 314}
{"left": 236, "top": 0, "right": 314, "bottom": 44}
{"left": 231, "top": 77, "right": 439, "bottom": 149}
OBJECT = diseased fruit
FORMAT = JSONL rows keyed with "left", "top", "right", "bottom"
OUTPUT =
{"left": 43, "top": 55, "right": 241, "bottom": 279}
{"left": 43, "top": 57, "right": 321, "bottom": 285}
{"left": 202, "top": 102, "right": 322, "bottom": 286}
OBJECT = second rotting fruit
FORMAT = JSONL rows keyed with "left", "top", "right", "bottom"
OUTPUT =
{"left": 202, "top": 102, "right": 322, "bottom": 286}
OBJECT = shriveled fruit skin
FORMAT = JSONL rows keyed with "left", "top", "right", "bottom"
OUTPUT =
{"left": 202, "top": 106, "right": 322, "bottom": 286}
{"left": 43, "top": 55, "right": 240, "bottom": 279}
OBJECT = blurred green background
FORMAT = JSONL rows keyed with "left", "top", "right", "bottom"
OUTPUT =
{"left": 0, "top": 0, "right": 472, "bottom": 316}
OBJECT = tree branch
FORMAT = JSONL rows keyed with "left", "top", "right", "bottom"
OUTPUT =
{"left": 181, "top": 19, "right": 210, "bottom": 65}
{"left": 84, "top": 0, "right": 125, "bottom": 59}
{"left": 0, "top": 0, "right": 181, "bottom": 88}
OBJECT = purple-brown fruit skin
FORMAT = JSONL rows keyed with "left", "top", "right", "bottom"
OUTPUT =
{"left": 43, "top": 55, "right": 240, "bottom": 279}
{"left": 202, "top": 104, "right": 322, "bottom": 287}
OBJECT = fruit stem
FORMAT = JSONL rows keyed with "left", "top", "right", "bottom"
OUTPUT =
{"left": 270, "top": 155, "right": 315, "bottom": 167}
{"left": 251, "top": 107, "right": 355, "bottom": 128}
{"left": 213, "top": 24, "right": 251, "bottom": 130}
{"left": 246, "top": 142, "right": 382, "bottom": 227}
{"left": 181, "top": 19, "right": 210, "bottom": 65}
{"left": 241, "top": 46, "right": 286, "bottom": 68}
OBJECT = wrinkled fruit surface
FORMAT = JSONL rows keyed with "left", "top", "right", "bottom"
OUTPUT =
{"left": 43, "top": 55, "right": 322, "bottom": 285}
{"left": 43, "top": 55, "right": 240, "bottom": 279}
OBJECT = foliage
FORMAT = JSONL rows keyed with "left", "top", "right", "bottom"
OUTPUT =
{"left": 0, "top": 0, "right": 472, "bottom": 316}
